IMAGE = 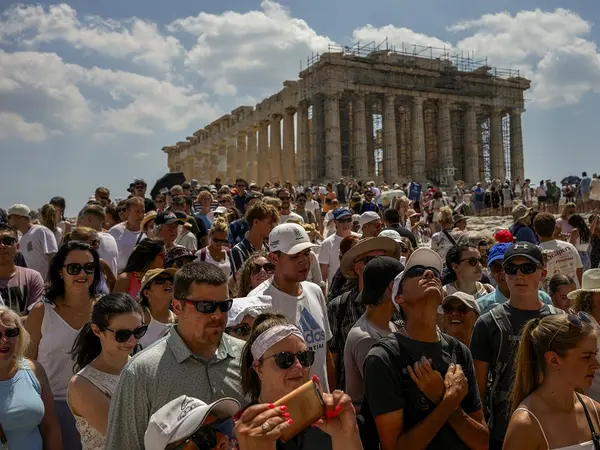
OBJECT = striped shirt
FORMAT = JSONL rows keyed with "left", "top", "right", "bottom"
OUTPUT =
{"left": 228, "top": 237, "right": 269, "bottom": 276}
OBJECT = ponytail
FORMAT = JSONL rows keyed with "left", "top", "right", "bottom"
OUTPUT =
{"left": 71, "top": 322, "right": 101, "bottom": 373}
{"left": 510, "top": 318, "right": 541, "bottom": 413}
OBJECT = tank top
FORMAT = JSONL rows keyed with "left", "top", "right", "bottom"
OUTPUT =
{"left": 70, "top": 365, "right": 120, "bottom": 450}
{"left": 0, "top": 359, "right": 44, "bottom": 449}
{"left": 127, "top": 272, "right": 142, "bottom": 298}
{"left": 445, "top": 282, "right": 491, "bottom": 300}
{"left": 38, "top": 301, "right": 83, "bottom": 400}
{"left": 514, "top": 399, "right": 599, "bottom": 449}
{"left": 573, "top": 235, "right": 590, "bottom": 252}
{"left": 138, "top": 313, "right": 174, "bottom": 349}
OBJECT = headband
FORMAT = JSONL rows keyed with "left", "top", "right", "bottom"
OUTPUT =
{"left": 251, "top": 325, "right": 305, "bottom": 361}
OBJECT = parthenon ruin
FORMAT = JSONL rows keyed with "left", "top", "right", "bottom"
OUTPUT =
{"left": 163, "top": 41, "right": 530, "bottom": 186}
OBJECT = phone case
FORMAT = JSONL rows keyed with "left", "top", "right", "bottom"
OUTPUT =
{"left": 273, "top": 379, "right": 325, "bottom": 442}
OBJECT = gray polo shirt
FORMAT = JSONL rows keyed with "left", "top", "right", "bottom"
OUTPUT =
{"left": 105, "top": 327, "right": 247, "bottom": 450}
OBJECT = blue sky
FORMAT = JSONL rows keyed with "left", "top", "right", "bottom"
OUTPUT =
{"left": 1, "top": 0, "right": 599, "bottom": 215}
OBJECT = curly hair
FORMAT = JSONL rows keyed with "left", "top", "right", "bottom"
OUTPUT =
{"left": 236, "top": 251, "right": 269, "bottom": 297}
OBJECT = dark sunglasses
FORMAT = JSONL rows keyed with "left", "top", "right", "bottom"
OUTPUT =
{"left": 117, "top": 208, "right": 126, "bottom": 213}
{"left": 263, "top": 350, "right": 316, "bottom": 369}
{"left": 183, "top": 299, "right": 233, "bottom": 314}
{"left": 135, "top": 184, "right": 146, "bottom": 188}
{"left": 251, "top": 262, "right": 275, "bottom": 275}
{"left": 0, "top": 236, "right": 17, "bottom": 246}
{"left": 64, "top": 262, "right": 96, "bottom": 275}
{"left": 171, "top": 258, "right": 193, "bottom": 269}
{"left": 359, "top": 255, "right": 379, "bottom": 265}
{"left": 105, "top": 325, "right": 148, "bottom": 343}
{"left": 503, "top": 262, "right": 540, "bottom": 276}
{"left": 460, "top": 257, "right": 484, "bottom": 267}
{"left": 548, "top": 312, "right": 591, "bottom": 348}
{"left": 212, "top": 238, "right": 229, "bottom": 245}
{"left": 404, "top": 265, "right": 441, "bottom": 280}
{"left": 443, "top": 304, "right": 470, "bottom": 314}
{"left": 226, "top": 323, "right": 252, "bottom": 337}
{"left": 477, "top": 240, "right": 489, "bottom": 247}
{"left": 152, "top": 276, "right": 173, "bottom": 285}
{"left": 279, "top": 196, "right": 291, "bottom": 201}
{"left": 336, "top": 218, "right": 352, "bottom": 224}
{"left": 170, "top": 417, "right": 235, "bottom": 450}
{"left": 0, "top": 328, "right": 20, "bottom": 339}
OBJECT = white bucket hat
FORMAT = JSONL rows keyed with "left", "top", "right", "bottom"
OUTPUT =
{"left": 567, "top": 269, "right": 600, "bottom": 299}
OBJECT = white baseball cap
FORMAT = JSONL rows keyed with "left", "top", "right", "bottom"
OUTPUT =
{"left": 213, "top": 206, "right": 228, "bottom": 215}
{"left": 269, "top": 223, "right": 318, "bottom": 255}
{"left": 7, "top": 204, "right": 31, "bottom": 218}
{"left": 359, "top": 211, "right": 380, "bottom": 229}
{"left": 144, "top": 396, "right": 240, "bottom": 450}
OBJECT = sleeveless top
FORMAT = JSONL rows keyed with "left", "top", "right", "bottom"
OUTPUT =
{"left": 70, "top": 365, "right": 120, "bottom": 450}
{"left": 514, "top": 397, "right": 599, "bottom": 450}
{"left": 445, "top": 282, "right": 492, "bottom": 300}
{"left": 38, "top": 301, "right": 83, "bottom": 400}
{"left": 138, "top": 313, "right": 174, "bottom": 349}
{"left": 127, "top": 272, "right": 142, "bottom": 298}
{"left": 0, "top": 359, "right": 44, "bottom": 449}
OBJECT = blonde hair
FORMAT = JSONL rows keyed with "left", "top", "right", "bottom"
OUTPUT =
{"left": 0, "top": 306, "right": 31, "bottom": 360}
{"left": 63, "top": 227, "right": 98, "bottom": 245}
{"left": 263, "top": 197, "right": 282, "bottom": 210}
{"left": 510, "top": 314, "right": 595, "bottom": 413}
{"left": 197, "top": 191, "right": 213, "bottom": 204}
{"left": 572, "top": 291, "right": 595, "bottom": 315}
{"left": 40, "top": 204, "right": 59, "bottom": 232}
{"left": 561, "top": 202, "right": 577, "bottom": 219}
{"left": 210, "top": 217, "right": 229, "bottom": 236}
{"left": 438, "top": 206, "right": 454, "bottom": 225}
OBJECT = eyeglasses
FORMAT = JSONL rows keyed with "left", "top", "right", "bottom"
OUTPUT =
{"left": 548, "top": 312, "right": 591, "bottom": 349}
{"left": 105, "top": 325, "right": 148, "bottom": 343}
{"left": 0, "top": 236, "right": 17, "bottom": 246}
{"left": 262, "top": 350, "right": 316, "bottom": 369}
{"left": 251, "top": 262, "right": 275, "bottom": 275}
{"left": 503, "top": 262, "right": 541, "bottom": 276}
{"left": 152, "top": 276, "right": 173, "bottom": 285}
{"left": 442, "top": 304, "right": 470, "bottom": 314}
{"left": 169, "top": 417, "right": 235, "bottom": 450}
{"left": 403, "top": 265, "right": 441, "bottom": 280}
{"left": 0, "top": 328, "right": 20, "bottom": 339}
{"left": 279, "top": 196, "right": 291, "bottom": 201}
{"left": 64, "top": 262, "right": 96, "bottom": 275}
{"left": 460, "top": 257, "right": 484, "bottom": 267}
{"left": 336, "top": 218, "right": 352, "bottom": 224}
{"left": 183, "top": 299, "right": 233, "bottom": 314}
{"left": 225, "top": 323, "right": 252, "bottom": 338}
{"left": 212, "top": 238, "right": 229, "bottom": 245}
{"left": 359, "top": 255, "right": 379, "bottom": 265}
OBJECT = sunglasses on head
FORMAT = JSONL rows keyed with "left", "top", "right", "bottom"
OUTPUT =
{"left": 279, "top": 196, "right": 291, "bottom": 201}
{"left": 548, "top": 312, "right": 591, "bottom": 348}
{"left": 226, "top": 323, "right": 252, "bottom": 338}
{"left": 252, "top": 262, "right": 275, "bottom": 275}
{"left": 183, "top": 299, "right": 233, "bottom": 314}
{"left": 443, "top": 304, "right": 470, "bottom": 314}
{"left": 0, "top": 236, "right": 17, "bottom": 246}
{"left": 263, "top": 350, "right": 315, "bottom": 370}
{"left": 105, "top": 325, "right": 148, "bottom": 343}
{"left": 169, "top": 417, "right": 235, "bottom": 450}
{"left": 0, "top": 328, "right": 20, "bottom": 339}
{"left": 64, "top": 262, "right": 95, "bottom": 275}
{"left": 503, "top": 261, "right": 541, "bottom": 276}
{"left": 460, "top": 257, "right": 484, "bottom": 267}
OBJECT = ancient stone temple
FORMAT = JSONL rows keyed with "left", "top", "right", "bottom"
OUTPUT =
{"left": 163, "top": 42, "right": 530, "bottom": 186}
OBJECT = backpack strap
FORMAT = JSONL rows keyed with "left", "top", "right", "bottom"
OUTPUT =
{"left": 442, "top": 229, "right": 457, "bottom": 247}
{"left": 487, "top": 305, "right": 513, "bottom": 428}
{"left": 199, "top": 247, "right": 207, "bottom": 261}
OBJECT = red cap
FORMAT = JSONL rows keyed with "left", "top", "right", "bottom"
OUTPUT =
{"left": 494, "top": 229, "right": 514, "bottom": 243}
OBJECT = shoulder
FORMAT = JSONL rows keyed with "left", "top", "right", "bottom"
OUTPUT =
{"left": 124, "top": 338, "right": 169, "bottom": 374}
{"left": 505, "top": 407, "right": 546, "bottom": 446}
{"left": 302, "top": 281, "right": 324, "bottom": 297}
{"left": 26, "top": 358, "right": 49, "bottom": 384}
{"left": 27, "top": 300, "right": 47, "bottom": 320}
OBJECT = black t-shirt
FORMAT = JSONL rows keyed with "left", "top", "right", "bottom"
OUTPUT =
{"left": 364, "top": 332, "right": 482, "bottom": 449}
{"left": 470, "top": 302, "right": 557, "bottom": 441}
{"left": 276, "top": 427, "right": 331, "bottom": 450}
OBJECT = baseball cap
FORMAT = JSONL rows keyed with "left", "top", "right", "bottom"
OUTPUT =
{"left": 494, "top": 229, "right": 514, "bottom": 243}
{"left": 213, "top": 206, "right": 228, "bottom": 215}
{"left": 487, "top": 243, "right": 512, "bottom": 267}
{"left": 245, "top": 192, "right": 263, "bottom": 203}
{"left": 7, "top": 204, "right": 31, "bottom": 218}
{"left": 155, "top": 212, "right": 185, "bottom": 226}
{"left": 333, "top": 208, "right": 352, "bottom": 220}
{"left": 379, "top": 229, "right": 403, "bottom": 242}
{"left": 144, "top": 395, "right": 240, "bottom": 450}
{"left": 442, "top": 291, "right": 480, "bottom": 315}
{"left": 502, "top": 242, "right": 544, "bottom": 267}
{"left": 164, "top": 247, "right": 195, "bottom": 269}
{"left": 362, "top": 256, "right": 405, "bottom": 305}
{"left": 392, "top": 247, "right": 444, "bottom": 299}
{"left": 359, "top": 211, "right": 380, "bottom": 229}
{"left": 269, "top": 223, "right": 317, "bottom": 255}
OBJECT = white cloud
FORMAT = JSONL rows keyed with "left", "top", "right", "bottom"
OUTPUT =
{"left": 352, "top": 25, "right": 452, "bottom": 54}
{"left": 0, "top": 112, "right": 49, "bottom": 142}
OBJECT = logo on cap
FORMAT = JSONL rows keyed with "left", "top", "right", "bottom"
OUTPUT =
{"left": 178, "top": 397, "right": 201, "bottom": 420}
{"left": 293, "top": 228, "right": 303, "bottom": 240}
{"left": 514, "top": 243, "right": 530, "bottom": 250}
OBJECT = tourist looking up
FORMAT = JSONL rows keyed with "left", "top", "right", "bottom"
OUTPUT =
{"left": 359, "top": 211, "right": 383, "bottom": 239}
{"left": 503, "top": 314, "right": 600, "bottom": 450}
{"left": 509, "top": 204, "right": 538, "bottom": 244}
{"left": 154, "top": 212, "right": 186, "bottom": 251}
{"left": 68, "top": 293, "right": 146, "bottom": 449}
{"left": 569, "top": 213, "right": 595, "bottom": 271}
{"left": 137, "top": 269, "right": 177, "bottom": 350}
{"left": 548, "top": 274, "right": 577, "bottom": 311}
{"left": 197, "top": 218, "right": 232, "bottom": 278}
{"left": 430, "top": 206, "right": 457, "bottom": 261}
{"left": 441, "top": 292, "right": 480, "bottom": 346}
{"left": 25, "top": 241, "right": 101, "bottom": 449}
{"left": 112, "top": 238, "right": 165, "bottom": 298}
{"left": 108, "top": 196, "right": 145, "bottom": 272}
{"left": 319, "top": 207, "right": 355, "bottom": 287}
{"left": 105, "top": 262, "right": 246, "bottom": 450}
{"left": 8, "top": 204, "right": 58, "bottom": 281}
{"left": 0, "top": 306, "right": 62, "bottom": 450}
{"left": 234, "top": 252, "right": 273, "bottom": 297}
{"left": 80, "top": 205, "right": 119, "bottom": 276}
{"left": 277, "top": 188, "right": 303, "bottom": 224}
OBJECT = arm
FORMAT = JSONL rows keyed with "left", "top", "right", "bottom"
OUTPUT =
{"left": 473, "top": 360, "right": 489, "bottom": 407}
{"left": 29, "top": 360, "right": 62, "bottom": 450}
{"left": 99, "top": 259, "right": 117, "bottom": 292}
{"left": 24, "top": 302, "right": 44, "bottom": 359}
{"left": 320, "top": 263, "right": 329, "bottom": 285}
{"left": 569, "top": 229, "right": 579, "bottom": 246}
{"left": 28, "top": 271, "right": 46, "bottom": 309}
{"left": 68, "top": 374, "right": 112, "bottom": 435}
{"left": 112, "top": 273, "right": 130, "bottom": 293}
{"left": 326, "top": 344, "right": 336, "bottom": 391}
{"left": 503, "top": 409, "right": 545, "bottom": 450}
{"left": 447, "top": 408, "right": 489, "bottom": 450}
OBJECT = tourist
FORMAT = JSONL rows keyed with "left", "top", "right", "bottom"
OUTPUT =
{"left": 8, "top": 204, "right": 58, "bottom": 280}
{"left": 164, "top": 246, "right": 195, "bottom": 269}
{"left": 430, "top": 206, "right": 457, "bottom": 261}
{"left": 277, "top": 188, "right": 303, "bottom": 224}
{"left": 590, "top": 214, "right": 600, "bottom": 269}
{"left": 509, "top": 204, "right": 537, "bottom": 244}
{"left": 25, "top": 241, "right": 102, "bottom": 449}
{"left": 382, "top": 205, "right": 418, "bottom": 251}
{"left": 113, "top": 238, "right": 165, "bottom": 298}
{"left": 358, "top": 211, "right": 382, "bottom": 239}
{"left": 225, "top": 295, "right": 271, "bottom": 341}
{"left": 233, "top": 178, "right": 249, "bottom": 213}
{"left": 326, "top": 234, "right": 360, "bottom": 301}
{"left": 548, "top": 274, "right": 577, "bottom": 310}
{"left": 154, "top": 194, "right": 166, "bottom": 212}
{"left": 577, "top": 171, "right": 593, "bottom": 211}
{"left": 40, "top": 204, "right": 63, "bottom": 246}
{"left": 442, "top": 243, "right": 494, "bottom": 299}
{"left": 197, "top": 218, "right": 232, "bottom": 278}
{"left": 319, "top": 208, "right": 355, "bottom": 287}
{"left": 153, "top": 211, "right": 186, "bottom": 251}
{"left": 441, "top": 292, "right": 480, "bottom": 346}
{"left": 108, "top": 196, "right": 146, "bottom": 272}
{"left": 137, "top": 269, "right": 177, "bottom": 350}
{"left": 105, "top": 262, "right": 246, "bottom": 450}
{"left": 428, "top": 190, "right": 448, "bottom": 233}
{"left": 359, "top": 188, "right": 377, "bottom": 213}
{"left": 49, "top": 196, "right": 72, "bottom": 235}
{"left": 68, "top": 293, "right": 146, "bottom": 449}
{"left": 323, "top": 198, "right": 341, "bottom": 236}
{"left": 94, "top": 187, "right": 110, "bottom": 207}
{"left": 569, "top": 213, "right": 595, "bottom": 271}
{"left": 234, "top": 251, "right": 273, "bottom": 297}
{"left": 503, "top": 313, "right": 600, "bottom": 449}
{"left": 554, "top": 202, "right": 577, "bottom": 239}
{"left": 173, "top": 213, "right": 198, "bottom": 251}
{"left": 196, "top": 190, "right": 214, "bottom": 229}
{"left": 104, "top": 205, "right": 120, "bottom": 230}
{"left": 591, "top": 173, "right": 600, "bottom": 210}
{"left": 80, "top": 205, "right": 119, "bottom": 276}
{"left": 139, "top": 211, "right": 157, "bottom": 240}
{"left": 294, "top": 192, "right": 317, "bottom": 225}
{"left": 131, "top": 179, "right": 156, "bottom": 212}
{"left": 228, "top": 192, "right": 263, "bottom": 245}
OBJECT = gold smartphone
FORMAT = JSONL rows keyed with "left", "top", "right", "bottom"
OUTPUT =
{"left": 273, "top": 379, "right": 325, "bottom": 442}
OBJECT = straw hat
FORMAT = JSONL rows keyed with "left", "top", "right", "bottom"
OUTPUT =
{"left": 340, "top": 237, "right": 400, "bottom": 278}
{"left": 567, "top": 269, "right": 600, "bottom": 299}
{"left": 511, "top": 204, "right": 531, "bottom": 222}
{"left": 140, "top": 211, "right": 157, "bottom": 231}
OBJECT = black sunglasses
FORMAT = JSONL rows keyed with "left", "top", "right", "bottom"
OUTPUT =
{"left": 336, "top": 218, "right": 352, "bottom": 224}
{"left": 0, "top": 328, "right": 20, "bottom": 339}
{"left": 64, "top": 262, "right": 95, "bottom": 275}
{"left": 183, "top": 299, "right": 233, "bottom": 314}
{"left": 359, "top": 255, "right": 379, "bottom": 265}
{"left": 152, "top": 276, "right": 173, "bottom": 285}
{"left": 105, "top": 325, "right": 148, "bottom": 343}
{"left": 212, "top": 238, "right": 229, "bottom": 245}
{"left": 460, "top": 257, "right": 485, "bottom": 267}
{"left": 226, "top": 323, "right": 252, "bottom": 337}
{"left": 404, "top": 265, "right": 441, "bottom": 279}
{"left": 251, "top": 262, "right": 275, "bottom": 275}
{"left": 263, "top": 350, "right": 316, "bottom": 370}
{"left": 170, "top": 417, "right": 235, "bottom": 450}
{"left": 443, "top": 304, "right": 470, "bottom": 314}
{"left": 503, "top": 262, "right": 540, "bottom": 276}
{"left": 0, "top": 236, "right": 17, "bottom": 246}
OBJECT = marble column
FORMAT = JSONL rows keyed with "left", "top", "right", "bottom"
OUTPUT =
{"left": 310, "top": 95, "right": 323, "bottom": 182}
{"left": 411, "top": 97, "right": 426, "bottom": 182}
{"left": 398, "top": 104, "right": 411, "bottom": 178}
{"left": 352, "top": 94, "right": 368, "bottom": 180}
{"left": 193, "top": 149, "right": 204, "bottom": 181}
{"left": 490, "top": 108, "right": 505, "bottom": 181}
{"left": 382, "top": 94, "right": 398, "bottom": 183}
{"left": 226, "top": 138, "right": 237, "bottom": 183}
{"left": 296, "top": 101, "right": 309, "bottom": 184}
{"left": 236, "top": 132, "right": 247, "bottom": 180}
{"left": 210, "top": 144, "right": 219, "bottom": 181}
{"left": 438, "top": 101, "right": 453, "bottom": 173}
{"left": 246, "top": 127, "right": 258, "bottom": 183}
{"left": 282, "top": 107, "right": 296, "bottom": 184}
{"left": 270, "top": 114, "right": 283, "bottom": 183}
{"left": 365, "top": 99, "right": 375, "bottom": 179}
{"left": 510, "top": 108, "right": 524, "bottom": 182}
{"left": 463, "top": 104, "right": 479, "bottom": 186}
{"left": 324, "top": 94, "right": 342, "bottom": 181}
{"left": 185, "top": 155, "right": 195, "bottom": 181}
{"left": 217, "top": 141, "right": 227, "bottom": 181}
{"left": 258, "top": 121, "right": 270, "bottom": 186}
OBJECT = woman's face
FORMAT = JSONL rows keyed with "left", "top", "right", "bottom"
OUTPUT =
{"left": 551, "top": 284, "right": 576, "bottom": 311}
{"left": 225, "top": 315, "right": 256, "bottom": 341}
{"left": 62, "top": 249, "right": 96, "bottom": 293}
{"left": 455, "top": 219, "right": 467, "bottom": 231}
{"left": 94, "top": 311, "right": 144, "bottom": 356}
{"left": 442, "top": 300, "right": 478, "bottom": 341}
{"left": 255, "top": 335, "right": 310, "bottom": 401}
{"left": 149, "top": 248, "right": 166, "bottom": 270}
{"left": 250, "top": 257, "right": 274, "bottom": 288}
{"left": 211, "top": 231, "right": 229, "bottom": 249}
{"left": 555, "top": 333, "right": 600, "bottom": 390}
{"left": 453, "top": 248, "right": 483, "bottom": 282}
{"left": 146, "top": 275, "right": 174, "bottom": 306}
{"left": 201, "top": 196, "right": 212, "bottom": 208}
{"left": 0, "top": 312, "right": 20, "bottom": 363}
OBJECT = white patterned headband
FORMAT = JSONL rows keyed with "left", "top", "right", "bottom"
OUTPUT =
{"left": 251, "top": 324, "right": 305, "bottom": 361}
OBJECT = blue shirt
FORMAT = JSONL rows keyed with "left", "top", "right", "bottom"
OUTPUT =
{"left": 229, "top": 218, "right": 249, "bottom": 245}
{"left": 580, "top": 177, "right": 592, "bottom": 193}
{"left": 510, "top": 223, "right": 539, "bottom": 244}
{"left": 477, "top": 289, "right": 553, "bottom": 314}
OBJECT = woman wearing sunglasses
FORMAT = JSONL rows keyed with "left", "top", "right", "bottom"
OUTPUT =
{"left": 504, "top": 313, "right": 600, "bottom": 450}
{"left": 226, "top": 295, "right": 272, "bottom": 341}
{"left": 25, "top": 241, "right": 101, "bottom": 449}
{"left": 138, "top": 268, "right": 177, "bottom": 350}
{"left": 197, "top": 218, "right": 232, "bottom": 278}
{"left": 235, "top": 252, "right": 274, "bottom": 297}
{"left": 239, "top": 313, "right": 361, "bottom": 450}
{"left": 68, "top": 293, "right": 146, "bottom": 449}
{"left": 442, "top": 244, "right": 494, "bottom": 301}
{"left": 441, "top": 292, "right": 480, "bottom": 346}
{"left": 113, "top": 238, "right": 165, "bottom": 298}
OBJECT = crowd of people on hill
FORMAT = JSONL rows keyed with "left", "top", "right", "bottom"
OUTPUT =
{"left": 0, "top": 171, "right": 599, "bottom": 450}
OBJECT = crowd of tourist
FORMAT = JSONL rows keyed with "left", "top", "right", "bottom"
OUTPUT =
{"left": 0, "top": 171, "right": 600, "bottom": 450}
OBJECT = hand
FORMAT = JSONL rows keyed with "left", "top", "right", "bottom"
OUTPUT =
{"left": 234, "top": 403, "right": 291, "bottom": 450}
{"left": 443, "top": 364, "right": 468, "bottom": 409}
{"left": 407, "top": 356, "right": 445, "bottom": 404}
{"left": 314, "top": 389, "right": 359, "bottom": 440}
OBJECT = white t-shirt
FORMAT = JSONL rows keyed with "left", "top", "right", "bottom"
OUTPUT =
{"left": 196, "top": 248, "right": 232, "bottom": 278}
{"left": 97, "top": 232, "right": 119, "bottom": 276}
{"left": 318, "top": 233, "right": 344, "bottom": 286}
{"left": 306, "top": 199, "right": 320, "bottom": 217}
{"left": 279, "top": 211, "right": 305, "bottom": 224}
{"left": 540, "top": 239, "right": 583, "bottom": 291}
{"left": 19, "top": 225, "right": 58, "bottom": 281}
{"left": 249, "top": 279, "right": 332, "bottom": 392}
{"left": 108, "top": 223, "right": 145, "bottom": 273}
{"left": 53, "top": 228, "right": 63, "bottom": 247}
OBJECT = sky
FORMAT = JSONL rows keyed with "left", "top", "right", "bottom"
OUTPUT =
{"left": 1, "top": 0, "right": 599, "bottom": 215}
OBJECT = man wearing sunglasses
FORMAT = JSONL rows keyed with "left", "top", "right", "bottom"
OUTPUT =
{"left": 319, "top": 208, "right": 357, "bottom": 288}
{"left": 277, "top": 188, "right": 303, "bottom": 224}
{"left": 106, "top": 262, "right": 246, "bottom": 450}
{"left": 470, "top": 242, "right": 565, "bottom": 450}
{"left": 359, "top": 211, "right": 383, "bottom": 239}
{"left": 363, "top": 247, "right": 488, "bottom": 450}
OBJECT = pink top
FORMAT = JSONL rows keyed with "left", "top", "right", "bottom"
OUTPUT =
{"left": 127, "top": 272, "right": 142, "bottom": 299}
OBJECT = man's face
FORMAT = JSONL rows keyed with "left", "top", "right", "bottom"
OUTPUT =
{"left": 134, "top": 183, "right": 146, "bottom": 197}
{"left": 362, "top": 219, "right": 383, "bottom": 238}
{"left": 278, "top": 190, "right": 291, "bottom": 211}
{"left": 0, "top": 230, "right": 18, "bottom": 265}
{"left": 95, "top": 192, "right": 110, "bottom": 207}
{"left": 489, "top": 260, "right": 508, "bottom": 292}
{"left": 504, "top": 256, "right": 545, "bottom": 297}
{"left": 128, "top": 203, "right": 145, "bottom": 224}
{"left": 295, "top": 196, "right": 306, "bottom": 210}
{"left": 159, "top": 223, "right": 179, "bottom": 244}
{"left": 7, "top": 215, "right": 20, "bottom": 229}
{"left": 364, "top": 191, "right": 374, "bottom": 202}
{"left": 396, "top": 267, "right": 443, "bottom": 316}
{"left": 236, "top": 182, "right": 246, "bottom": 194}
{"left": 352, "top": 250, "right": 385, "bottom": 277}
{"left": 272, "top": 249, "right": 312, "bottom": 282}
{"left": 334, "top": 216, "right": 352, "bottom": 233}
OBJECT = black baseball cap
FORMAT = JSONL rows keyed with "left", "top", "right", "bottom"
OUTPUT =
{"left": 502, "top": 242, "right": 544, "bottom": 266}
{"left": 164, "top": 247, "right": 195, "bottom": 268}
{"left": 245, "top": 192, "right": 263, "bottom": 203}
{"left": 155, "top": 212, "right": 185, "bottom": 226}
{"left": 361, "top": 256, "right": 405, "bottom": 305}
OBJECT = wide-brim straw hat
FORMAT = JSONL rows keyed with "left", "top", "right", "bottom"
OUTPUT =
{"left": 511, "top": 204, "right": 531, "bottom": 222}
{"left": 567, "top": 269, "right": 600, "bottom": 299}
{"left": 340, "top": 237, "right": 400, "bottom": 278}
{"left": 141, "top": 211, "right": 157, "bottom": 230}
